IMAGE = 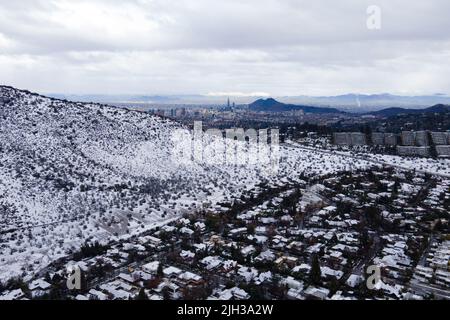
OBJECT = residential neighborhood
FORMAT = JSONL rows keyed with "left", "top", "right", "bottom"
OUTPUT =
{"left": 2, "top": 166, "right": 448, "bottom": 301}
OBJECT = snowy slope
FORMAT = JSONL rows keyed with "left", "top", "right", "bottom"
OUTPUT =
{"left": 0, "top": 86, "right": 377, "bottom": 281}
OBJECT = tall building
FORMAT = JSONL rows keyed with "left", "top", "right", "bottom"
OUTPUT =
{"left": 175, "top": 108, "right": 186, "bottom": 117}
{"left": 401, "top": 131, "right": 429, "bottom": 146}
{"left": 436, "top": 145, "right": 450, "bottom": 157}
{"left": 415, "top": 131, "right": 429, "bottom": 146}
{"left": 371, "top": 133, "right": 385, "bottom": 145}
{"left": 397, "top": 146, "right": 431, "bottom": 157}
{"left": 431, "top": 132, "right": 448, "bottom": 145}
{"left": 384, "top": 133, "right": 399, "bottom": 146}
{"left": 333, "top": 132, "right": 366, "bottom": 146}
{"left": 401, "top": 131, "right": 415, "bottom": 146}
{"left": 333, "top": 133, "right": 351, "bottom": 145}
{"left": 351, "top": 133, "right": 367, "bottom": 145}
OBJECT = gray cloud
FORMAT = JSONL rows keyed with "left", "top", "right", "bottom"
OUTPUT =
{"left": 0, "top": 0, "right": 449, "bottom": 95}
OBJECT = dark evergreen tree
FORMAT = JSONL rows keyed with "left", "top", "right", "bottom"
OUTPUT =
{"left": 136, "top": 288, "right": 148, "bottom": 300}
{"left": 309, "top": 255, "right": 321, "bottom": 285}
{"left": 157, "top": 262, "right": 164, "bottom": 278}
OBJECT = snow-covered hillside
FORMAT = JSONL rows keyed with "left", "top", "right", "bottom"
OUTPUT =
{"left": 0, "top": 86, "right": 377, "bottom": 281}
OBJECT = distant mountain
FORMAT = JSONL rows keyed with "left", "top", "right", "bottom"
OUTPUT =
{"left": 45, "top": 93, "right": 450, "bottom": 111}
{"left": 249, "top": 98, "right": 343, "bottom": 114}
{"left": 426, "top": 104, "right": 450, "bottom": 113}
{"left": 277, "top": 94, "right": 450, "bottom": 112}
{"left": 367, "top": 104, "right": 450, "bottom": 117}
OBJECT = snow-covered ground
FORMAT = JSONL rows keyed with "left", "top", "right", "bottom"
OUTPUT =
{"left": 1, "top": 86, "right": 448, "bottom": 282}
{"left": 287, "top": 141, "right": 450, "bottom": 177}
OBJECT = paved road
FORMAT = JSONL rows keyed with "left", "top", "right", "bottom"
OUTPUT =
{"left": 417, "top": 235, "right": 436, "bottom": 267}
{"left": 409, "top": 280, "right": 450, "bottom": 299}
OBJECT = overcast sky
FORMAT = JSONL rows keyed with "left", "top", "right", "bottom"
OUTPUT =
{"left": 0, "top": 0, "right": 449, "bottom": 96}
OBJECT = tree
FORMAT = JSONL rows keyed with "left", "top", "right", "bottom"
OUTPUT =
{"left": 365, "top": 206, "right": 382, "bottom": 228}
{"left": 329, "top": 278, "right": 340, "bottom": 294}
{"left": 205, "top": 213, "right": 222, "bottom": 232}
{"left": 182, "top": 285, "right": 208, "bottom": 300}
{"left": 247, "top": 223, "right": 256, "bottom": 235}
{"left": 244, "top": 283, "right": 266, "bottom": 300}
{"left": 157, "top": 263, "right": 164, "bottom": 278}
{"left": 162, "top": 287, "right": 171, "bottom": 300}
{"left": 309, "top": 255, "right": 321, "bottom": 285}
{"left": 136, "top": 288, "right": 149, "bottom": 300}
{"left": 359, "top": 229, "right": 370, "bottom": 250}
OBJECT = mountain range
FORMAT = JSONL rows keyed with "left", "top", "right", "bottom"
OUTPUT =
{"left": 248, "top": 98, "right": 342, "bottom": 114}
{"left": 247, "top": 98, "right": 450, "bottom": 118}
{"left": 365, "top": 104, "right": 450, "bottom": 117}
{"left": 48, "top": 93, "right": 450, "bottom": 112}
{"left": 272, "top": 94, "right": 450, "bottom": 112}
